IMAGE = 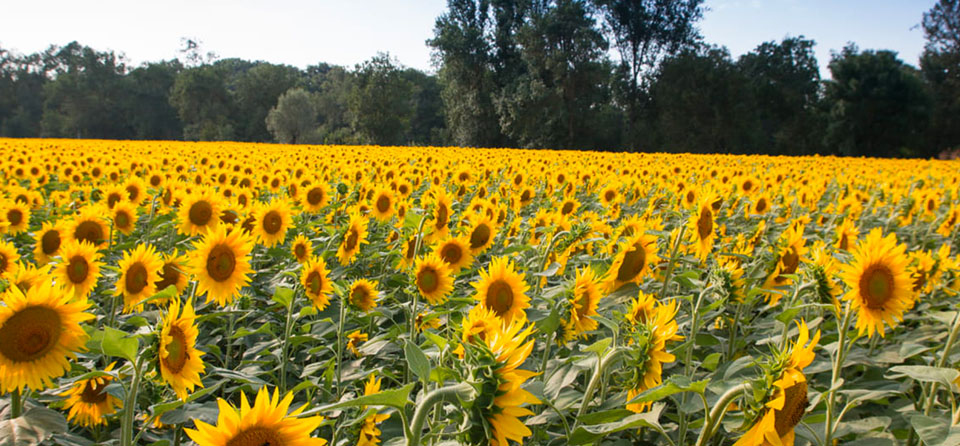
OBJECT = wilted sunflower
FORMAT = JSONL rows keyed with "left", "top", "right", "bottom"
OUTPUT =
{"left": 184, "top": 386, "right": 326, "bottom": 446}
{"left": 55, "top": 239, "right": 103, "bottom": 299}
{"left": 154, "top": 251, "right": 191, "bottom": 302}
{"left": 357, "top": 374, "right": 391, "bottom": 446}
{"left": 300, "top": 256, "right": 333, "bottom": 311}
{"left": 414, "top": 254, "right": 454, "bottom": 305}
{"left": 115, "top": 243, "right": 164, "bottom": 313}
{"left": 178, "top": 187, "right": 221, "bottom": 236}
{"left": 473, "top": 256, "right": 530, "bottom": 323}
{"left": 33, "top": 221, "right": 65, "bottom": 265}
{"left": 607, "top": 231, "right": 660, "bottom": 292}
{"left": 159, "top": 297, "right": 205, "bottom": 400}
{"left": 337, "top": 212, "right": 369, "bottom": 265}
{"left": 0, "top": 239, "right": 20, "bottom": 278}
{"left": 60, "top": 362, "right": 123, "bottom": 427}
{"left": 190, "top": 226, "right": 255, "bottom": 306}
{"left": 735, "top": 320, "right": 819, "bottom": 446}
{"left": 349, "top": 279, "right": 379, "bottom": 312}
{"left": 624, "top": 293, "right": 683, "bottom": 413}
{"left": 253, "top": 199, "right": 293, "bottom": 248}
{"left": 291, "top": 234, "right": 312, "bottom": 263}
{"left": 434, "top": 236, "right": 474, "bottom": 273}
{"left": 69, "top": 206, "right": 110, "bottom": 248}
{"left": 840, "top": 227, "right": 914, "bottom": 338}
{"left": 0, "top": 281, "right": 93, "bottom": 393}
{"left": 111, "top": 200, "right": 139, "bottom": 236}
{"left": 560, "top": 267, "right": 604, "bottom": 343}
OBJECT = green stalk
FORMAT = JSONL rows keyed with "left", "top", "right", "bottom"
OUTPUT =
{"left": 659, "top": 226, "right": 686, "bottom": 301}
{"left": 694, "top": 382, "right": 751, "bottom": 446}
{"left": 120, "top": 356, "right": 144, "bottom": 446}
{"left": 824, "top": 302, "right": 853, "bottom": 446}
{"left": 923, "top": 308, "right": 960, "bottom": 416}
{"left": 573, "top": 347, "right": 624, "bottom": 430}
{"left": 279, "top": 290, "right": 297, "bottom": 393}
{"left": 9, "top": 388, "right": 21, "bottom": 419}
{"left": 406, "top": 216, "right": 429, "bottom": 384}
{"left": 407, "top": 383, "right": 476, "bottom": 446}
{"left": 678, "top": 287, "right": 708, "bottom": 443}
{"left": 336, "top": 292, "right": 348, "bottom": 400}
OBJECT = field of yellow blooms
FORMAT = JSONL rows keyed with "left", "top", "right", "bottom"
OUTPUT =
{"left": 0, "top": 138, "right": 958, "bottom": 446}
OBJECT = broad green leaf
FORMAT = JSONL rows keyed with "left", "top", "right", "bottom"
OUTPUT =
{"left": 272, "top": 286, "right": 295, "bottom": 307}
{"left": 583, "top": 338, "right": 612, "bottom": 356}
{"left": 422, "top": 331, "right": 447, "bottom": 350}
{"left": 310, "top": 383, "right": 416, "bottom": 413}
{"left": 569, "top": 403, "right": 663, "bottom": 444}
{"left": 405, "top": 340, "right": 431, "bottom": 381}
{"left": 626, "top": 375, "right": 709, "bottom": 405}
{"left": 887, "top": 366, "right": 960, "bottom": 388}
{"left": 100, "top": 326, "right": 139, "bottom": 363}
{"left": 910, "top": 415, "right": 960, "bottom": 446}
{"left": 0, "top": 407, "right": 67, "bottom": 446}
{"left": 536, "top": 305, "right": 561, "bottom": 335}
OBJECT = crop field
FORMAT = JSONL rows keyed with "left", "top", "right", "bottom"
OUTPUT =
{"left": 0, "top": 138, "right": 959, "bottom": 446}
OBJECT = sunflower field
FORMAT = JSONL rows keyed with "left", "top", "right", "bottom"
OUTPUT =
{"left": 0, "top": 138, "right": 959, "bottom": 446}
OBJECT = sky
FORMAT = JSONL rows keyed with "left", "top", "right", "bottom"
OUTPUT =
{"left": 1, "top": 0, "right": 937, "bottom": 78}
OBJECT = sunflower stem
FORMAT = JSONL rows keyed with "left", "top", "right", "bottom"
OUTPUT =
{"left": 922, "top": 308, "right": 960, "bottom": 416}
{"left": 336, "top": 291, "right": 348, "bottom": 400}
{"left": 573, "top": 347, "right": 624, "bottom": 431}
{"left": 659, "top": 226, "right": 686, "bottom": 301}
{"left": 824, "top": 302, "right": 853, "bottom": 446}
{"left": 727, "top": 302, "right": 744, "bottom": 361}
{"left": 407, "top": 383, "right": 475, "bottom": 446}
{"left": 694, "top": 382, "right": 751, "bottom": 446}
{"left": 9, "top": 388, "right": 21, "bottom": 419}
{"left": 279, "top": 288, "right": 297, "bottom": 394}
{"left": 121, "top": 355, "right": 144, "bottom": 446}
{"left": 407, "top": 216, "right": 429, "bottom": 384}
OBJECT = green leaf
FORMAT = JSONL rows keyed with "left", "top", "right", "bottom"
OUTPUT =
{"left": 100, "top": 326, "right": 139, "bottom": 363}
{"left": 0, "top": 406, "right": 67, "bottom": 446}
{"left": 625, "top": 375, "right": 709, "bottom": 405}
{"left": 309, "top": 383, "right": 416, "bottom": 414}
{"left": 422, "top": 331, "right": 447, "bottom": 350}
{"left": 405, "top": 340, "right": 431, "bottom": 381}
{"left": 910, "top": 415, "right": 960, "bottom": 446}
{"left": 702, "top": 352, "right": 722, "bottom": 372}
{"left": 134, "top": 284, "right": 178, "bottom": 309}
{"left": 273, "top": 286, "right": 295, "bottom": 307}
{"left": 887, "top": 366, "right": 960, "bottom": 388}
{"left": 536, "top": 305, "right": 561, "bottom": 335}
{"left": 583, "top": 338, "right": 612, "bottom": 356}
{"left": 569, "top": 403, "right": 663, "bottom": 444}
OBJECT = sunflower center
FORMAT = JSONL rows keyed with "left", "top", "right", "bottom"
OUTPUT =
{"left": 839, "top": 234, "right": 849, "bottom": 251}
{"left": 417, "top": 267, "right": 439, "bottom": 293}
{"left": 263, "top": 211, "right": 283, "bottom": 235}
{"left": 294, "top": 244, "right": 307, "bottom": 259}
{"left": 913, "top": 269, "right": 927, "bottom": 292}
{"left": 306, "top": 188, "right": 324, "bottom": 206}
{"left": 697, "top": 209, "right": 713, "bottom": 240}
{"left": 80, "top": 380, "right": 109, "bottom": 404}
{"left": 226, "top": 427, "right": 285, "bottom": 446}
{"left": 441, "top": 244, "right": 462, "bottom": 265}
{"left": 561, "top": 202, "right": 574, "bottom": 215}
{"left": 575, "top": 291, "right": 591, "bottom": 318}
{"left": 126, "top": 185, "right": 139, "bottom": 202}
{"left": 7, "top": 209, "right": 23, "bottom": 226}
{"left": 39, "top": 230, "right": 60, "bottom": 255}
{"left": 0, "top": 253, "right": 6, "bottom": 272}
{"left": 68, "top": 256, "right": 90, "bottom": 284}
{"left": 860, "top": 264, "right": 895, "bottom": 309}
{"left": 189, "top": 201, "right": 213, "bottom": 226}
{"left": 107, "top": 193, "right": 122, "bottom": 208}
{"left": 686, "top": 190, "right": 695, "bottom": 204}
{"left": 615, "top": 244, "right": 647, "bottom": 282}
{"left": 469, "top": 224, "right": 491, "bottom": 249}
{"left": 163, "top": 325, "right": 188, "bottom": 374}
{"left": 604, "top": 190, "right": 615, "bottom": 202}
{"left": 206, "top": 244, "right": 237, "bottom": 282}
{"left": 486, "top": 280, "right": 514, "bottom": 316}
{"left": 780, "top": 247, "right": 799, "bottom": 275}
{"left": 75, "top": 221, "right": 104, "bottom": 245}
{"left": 0, "top": 306, "right": 62, "bottom": 362}
{"left": 351, "top": 287, "right": 369, "bottom": 307}
{"left": 435, "top": 205, "right": 448, "bottom": 228}
{"left": 123, "top": 263, "right": 148, "bottom": 295}
{"left": 344, "top": 229, "right": 359, "bottom": 251}
{"left": 755, "top": 199, "right": 768, "bottom": 213}
{"left": 306, "top": 271, "right": 323, "bottom": 295}
{"left": 116, "top": 211, "right": 131, "bottom": 229}
{"left": 376, "top": 195, "right": 391, "bottom": 213}
{"left": 774, "top": 379, "right": 808, "bottom": 437}
{"left": 156, "top": 263, "right": 181, "bottom": 291}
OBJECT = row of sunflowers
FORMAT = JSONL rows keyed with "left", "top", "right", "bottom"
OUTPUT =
{"left": 0, "top": 138, "right": 958, "bottom": 446}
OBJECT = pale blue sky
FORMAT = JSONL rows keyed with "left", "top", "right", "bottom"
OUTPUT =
{"left": 2, "top": 0, "right": 936, "bottom": 79}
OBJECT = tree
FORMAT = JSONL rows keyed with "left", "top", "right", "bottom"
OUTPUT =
{"left": 348, "top": 53, "right": 414, "bottom": 145}
{"left": 265, "top": 88, "right": 318, "bottom": 144}
{"left": 921, "top": 0, "right": 960, "bottom": 155}
{"left": 0, "top": 47, "right": 47, "bottom": 137}
{"left": 738, "top": 36, "right": 823, "bottom": 155}
{"left": 169, "top": 64, "right": 235, "bottom": 141}
{"left": 824, "top": 45, "right": 931, "bottom": 157}
{"left": 122, "top": 60, "right": 183, "bottom": 140}
{"left": 402, "top": 68, "right": 446, "bottom": 145}
{"left": 233, "top": 62, "right": 301, "bottom": 142}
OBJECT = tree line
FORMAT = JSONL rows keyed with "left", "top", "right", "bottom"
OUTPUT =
{"left": 1, "top": 0, "right": 958, "bottom": 157}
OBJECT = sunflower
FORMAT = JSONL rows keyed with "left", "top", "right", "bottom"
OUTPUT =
{"left": 762, "top": 223, "right": 808, "bottom": 306}
{"left": 111, "top": 200, "right": 139, "bottom": 236}
{"left": 607, "top": 231, "right": 660, "bottom": 292}
{"left": 426, "top": 188, "right": 453, "bottom": 242}
{"left": 369, "top": 188, "right": 396, "bottom": 222}
{"left": 734, "top": 321, "right": 819, "bottom": 446}
{"left": 1, "top": 199, "right": 30, "bottom": 234}
{"left": 397, "top": 235, "right": 420, "bottom": 269}
{"left": 465, "top": 213, "right": 496, "bottom": 254}
{"left": 55, "top": 239, "right": 103, "bottom": 299}
{"left": 688, "top": 193, "right": 717, "bottom": 262}
{"left": 190, "top": 226, "right": 255, "bottom": 306}
{"left": 291, "top": 234, "right": 312, "bottom": 263}
{"left": 253, "top": 199, "right": 293, "bottom": 248}
{"left": 414, "top": 254, "right": 454, "bottom": 305}
{"left": 0, "top": 239, "right": 20, "bottom": 278}
{"left": 459, "top": 305, "right": 502, "bottom": 350}
{"left": 840, "top": 227, "right": 914, "bottom": 338}
{"left": 806, "top": 246, "right": 842, "bottom": 312}
{"left": 337, "top": 212, "right": 369, "bottom": 265}
{"left": 69, "top": 206, "right": 110, "bottom": 248}
{"left": 159, "top": 297, "right": 205, "bottom": 400}
{"left": 300, "top": 182, "right": 330, "bottom": 213}
{"left": 349, "top": 279, "right": 379, "bottom": 312}
{"left": 185, "top": 386, "right": 326, "bottom": 446}
{"left": 750, "top": 194, "right": 772, "bottom": 217}
{"left": 33, "top": 221, "right": 65, "bottom": 265}
{"left": 433, "top": 237, "right": 474, "bottom": 273}
{"left": 154, "top": 251, "right": 191, "bottom": 302}
{"left": 301, "top": 256, "right": 333, "bottom": 311}
{"left": 8, "top": 261, "right": 52, "bottom": 294}
{"left": 624, "top": 294, "right": 682, "bottom": 413}
{"left": 357, "top": 374, "right": 391, "bottom": 446}
{"left": 102, "top": 184, "right": 128, "bottom": 209}
{"left": 473, "top": 256, "right": 530, "bottom": 324}
{"left": 347, "top": 330, "right": 368, "bottom": 356}
{"left": 937, "top": 206, "right": 959, "bottom": 237}
{"left": 560, "top": 267, "right": 604, "bottom": 342}
{"left": 60, "top": 362, "right": 123, "bottom": 427}
{"left": 113, "top": 244, "right": 164, "bottom": 313}
{"left": 0, "top": 281, "right": 93, "bottom": 393}
{"left": 178, "top": 187, "right": 221, "bottom": 237}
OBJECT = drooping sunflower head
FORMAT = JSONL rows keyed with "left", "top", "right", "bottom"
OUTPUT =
{"left": 300, "top": 256, "right": 333, "bottom": 311}
{"left": 835, "top": 218, "right": 859, "bottom": 252}
{"left": 426, "top": 188, "right": 453, "bottom": 242}
{"left": 185, "top": 387, "right": 326, "bottom": 446}
{"left": 60, "top": 362, "right": 123, "bottom": 427}
{"left": 336, "top": 212, "right": 369, "bottom": 265}
{"left": 472, "top": 256, "right": 530, "bottom": 324}
{"left": 762, "top": 223, "right": 808, "bottom": 305}
{"left": 69, "top": 206, "right": 110, "bottom": 248}
{"left": 349, "top": 279, "right": 379, "bottom": 313}
{"left": 414, "top": 254, "right": 454, "bottom": 305}
{"left": 607, "top": 231, "right": 661, "bottom": 292}
{"left": 115, "top": 243, "right": 165, "bottom": 313}
{"left": 624, "top": 296, "right": 682, "bottom": 413}
{"left": 840, "top": 227, "right": 914, "bottom": 338}
{"left": 189, "top": 225, "right": 255, "bottom": 307}
{"left": 159, "top": 297, "right": 205, "bottom": 401}
{"left": 55, "top": 239, "right": 103, "bottom": 299}
{"left": 433, "top": 236, "right": 474, "bottom": 273}
{"left": 0, "top": 281, "right": 94, "bottom": 393}
{"left": 291, "top": 234, "right": 312, "bottom": 263}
